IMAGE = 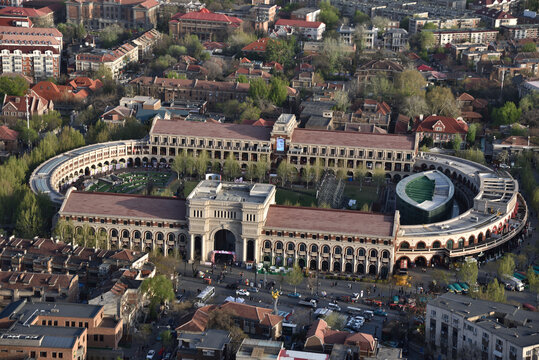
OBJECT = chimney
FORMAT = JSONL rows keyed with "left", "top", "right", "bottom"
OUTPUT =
{"left": 419, "top": 114, "right": 424, "bottom": 121}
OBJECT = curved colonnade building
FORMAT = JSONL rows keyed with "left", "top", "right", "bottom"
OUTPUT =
{"left": 29, "top": 115, "right": 528, "bottom": 277}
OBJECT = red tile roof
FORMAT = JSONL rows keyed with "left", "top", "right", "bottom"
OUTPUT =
{"left": 457, "top": 92, "right": 475, "bottom": 101}
{"left": 178, "top": 8, "right": 242, "bottom": 24}
{"left": 0, "top": 125, "right": 18, "bottom": 141}
{"left": 60, "top": 191, "right": 186, "bottom": 222}
{"left": 242, "top": 37, "right": 270, "bottom": 52}
{"left": 501, "top": 135, "right": 529, "bottom": 146}
{"left": 151, "top": 119, "right": 272, "bottom": 141}
{"left": 291, "top": 128, "right": 415, "bottom": 150}
{"left": 265, "top": 205, "right": 395, "bottom": 237}
{"left": 252, "top": 118, "right": 275, "bottom": 127}
{"left": 0, "top": 6, "right": 52, "bottom": 17}
{"left": 275, "top": 18, "right": 324, "bottom": 29}
{"left": 413, "top": 115, "right": 468, "bottom": 134}
{"left": 417, "top": 64, "right": 434, "bottom": 72}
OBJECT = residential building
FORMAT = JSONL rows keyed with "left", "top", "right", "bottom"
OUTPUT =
{"left": 169, "top": 8, "right": 242, "bottom": 41}
{"left": 502, "top": 24, "right": 539, "bottom": 39}
{"left": 472, "top": 0, "right": 518, "bottom": 12}
{"left": 131, "top": 29, "right": 161, "bottom": 60}
{"left": 0, "top": 125, "right": 18, "bottom": 152}
{"left": 229, "top": 67, "right": 272, "bottom": 82}
{"left": 413, "top": 115, "right": 468, "bottom": 147}
{"left": 0, "top": 299, "right": 124, "bottom": 359}
{"left": 31, "top": 77, "right": 103, "bottom": 103}
{"left": 0, "top": 272, "right": 78, "bottom": 306}
{"left": 0, "top": 6, "right": 54, "bottom": 27}
{"left": 382, "top": 28, "right": 408, "bottom": 52}
{"left": 76, "top": 43, "right": 138, "bottom": 79}
{"left": 350, "top": 99, "right": 392, "bottom": 129}
{"left": 422, "top": 28, "right": 499, "bottom": 46}
{"left": 0, "top": 26, "right": 62, "bottom": 80}
{"left": 290, "top": 7, "right": 320, "bottom": 22}
{"left": 475, "top": 8, "right": 517, "bottom": 28}
{"left": 177, "top": 329, "right": 231, "bottom": 360}
{"left": 236, "top": 339, "right": 283, "bottom": 360}
{"left": 176, "top": 302, "right": 283, "bottom": 339}
{"left": 356, "top": 59, "right": 404, "bottom": 83}
{"left": 65, "top": 0, "right": 158, "bottom": 30}
{"left": 248, "top": 4, "right": 278, "bottom": 32}
{"left": 274, "top": 19, "right": 326, "bottom": 40}
{"left": 408, "top": 16, "right": 481, "bottom": 34}
{"left": 242, "top": 37, "right": 271, "bottom": 53}
{"left": 426, "top": 293, "right": 539, "bottom": 360}
{"left": 2, "top": 91, "right": 53, "bottom": 118}
{"left": 0, "top": 236, "right": 150, "bottom": 289}
{"left": 100, "top": 106, "right": 135, "bottom": 125}
{"left": 493, "top": 135, "right": 539, "bottom": 156}
{"left": 519, "top": 79, "right": 539, "bottom": 96}
{"left": 304, "top": 319, "right": 377, "bottom": 356}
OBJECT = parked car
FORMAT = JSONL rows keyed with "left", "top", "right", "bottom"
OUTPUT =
{"left": 146, "top": 350, "right": 155, "bottom": 360}
{"left": 236, "top": 289, "right": 250, "bottom": 296}
{"left": 328, "top": 302, "right": 341, "bottom": 312}
{"left": 362, "top": 310, "right": 374, "bottom": 320}
{"left": 287, "top": 292, "right": 302, "bottom": 298}
{"left": 163, "top": 353, "right": 171, "bottom": 360}
{"left": 226, "top": 283, "right": 239, "bottom": 290}
{"left": 374, "top": 309, "right": 388, "bottom": 317}
{"left": 249, "top": 286, "right": 260, "bottom": 293}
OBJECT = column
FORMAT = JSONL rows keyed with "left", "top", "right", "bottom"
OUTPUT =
{"left": 254, "top": 238, "right": 260, "bottom": 263}
{"left": 242, "top": 238, "right": 247, "bottom": 263}
{"left": 200, "top": 235, "right": 206, "bottom": 263}
{"left": 189, "top": 234, "right": 194, "bottom": 262}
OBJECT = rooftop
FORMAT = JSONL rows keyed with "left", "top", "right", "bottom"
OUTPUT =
{"left": 150, "top": 119, "right": 272, "bottom": 142}
{"left": 237, "top": 338, "right": 283, "bottom": 359}
{"left": 264, "top": 205, "right": 395, "bottom": 237}
{"left": 60, "top": 190, "right": 186, "bottom": 222}
{"left": 0, "top": 300, "right": 101, "bottom": 324}
{"left": 187, "top": 181, "right": 275, "bottom": 205}
{"left": 429, "top": 293, "right": 539, "bottom": 348}
{"left": 291, "top": 129, "right": 416, "bottom": 151}
{"left": 177, "top": 329, "right": 230, "bottom": 350}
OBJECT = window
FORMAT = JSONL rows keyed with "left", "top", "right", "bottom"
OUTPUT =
{"left": 42, "top": 320, "right": 46, "bottom": 325}
{"left": 40, "top": 352, "right": 47, "bottom": 358}
{"left": 54, "top": 320, "right": 58, "bottom": 326}
{"left": 52, "top": 352, "right": 57, "bottom": 358}
{"left": 202, "top": 350, "right": 215, "bottom": 356}
{"left": 79, "top": 322, "right": 82, "bottom": 327}
{"left": 59, "top": 353, "right": 63, "bottom": 358}
{"left": 289, "top": 233, "right": 294, "bottom": 238}
{"left": 99, "top": 335, "right": 104, "bottom": 342}
{"left": 431, "top": 310, "right": 436, "bottom": 317}
{"left": 442, "top": 314, "right": 449, "bottom": 323}
{"left": 287, "top": 243, "right": 295, "bottom": 251}
{"left": 94, "top": 335, "right": 98, "bottom": 341}
{"left": 322, "top": 245, "right": 330, "bottom": 254}
{"left": 65, "top": 321, "right": 69, "bottom": 326}
{"left": 31, "top": 352, "right": 36, "bottom": 358}
{"left": 264, "top": 241, "right": 271, "bottom": 249}
{"left": 85, "top": 322, "right": 88, "bottom": 328}
{"left": 312, "top": 235, "right": 317, "bottom": 239}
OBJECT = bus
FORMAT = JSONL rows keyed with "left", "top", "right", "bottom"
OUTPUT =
{"left": 347, "top": 306, "right": 363, "bottom": 315}
{"left": 196, "top": 286, "right": 215, "bottom": 303}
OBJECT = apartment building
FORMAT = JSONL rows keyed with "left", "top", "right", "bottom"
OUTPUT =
{"left": 383, "top": 28, "right": 408, "bottom": 52}
{"left": 65, "top": 0, "right": 158, "bottom": 30}
{"left": 131, "top": 29, "right": 161, "bottom": 60}
{"left": 0, "top": 299, "right": 123, "bottom": 360}
{"left": 0, "top": 6, "right": 54, "bottom": 27}
{"left": 475, "top": 8, "right": 517, "bottom": 28}
{"left": 76, "top": 43, "right": 138, "bottom": 79}
{"left": 290, "top": 7, "right": 320, "bottom": 22}
{"left": 502, "top": 24, "right": 539, "bottom": 39}
{"left": 408, "top": 16, "right": 481, "bottom": 34}
{"left": 274, "top": 19, "right": 326, "bottom": 40}
{"left": 0, "top": 272, "right": 78, "bottom": 306}
{"left": 422, "top": 28, "right": 499, "bottom": 46}
{"left": 0, "top": 26, "right": 62, "bottom": 80}
{"left": 169, "top": 8, "right": 242, "bottom": 41}
{"left": 2, "top": 90, "right": 53, "bottom": 118}
{"left": 426, "top": 293, "right": 539, "bottom": 360}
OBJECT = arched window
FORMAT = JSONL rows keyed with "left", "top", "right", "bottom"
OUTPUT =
{"left": 382, "top": 250, "right": 389, "bottom": 259}
{"left": 179, "top": 234, "right": 186, "bottom": 242}
{"left": 334, "top": 246, "right": 342, "bottom": 255}
{"left": 157, "top": 232, "right": 164, "bottom": 241}
{"left": 134, "top": 231, "right": 141, "bottom": 239}
{"left": 287, "top": 243, "right": 295, "bottom": 251}
{"left": 299, "top": 243, "right": 306, "bottom": 252}
{"left": 168, "top": 233, "right": 175, "bottom": 242}
{"left": 111, "top": 229, "right": 118, "bottom": 237}
{"left": 346, "top": 247, "right": 353, "bottom": 256}
{"left": 446, "top": 240, "right": 454, "bottom": 249}
{"left": 322, "top": 245, "right": 330, "bottom": 254}
{"left": 145, "top": 232, "right": 152, "bottom": 240}
{"left": 122, "top": 230, "right": 129, "bottom": 238}
{"left": 275, "top": 241, "right": 283, "bottom": 250}
{"left": 369, "top": 249, "right": 377, "bottom": 258}
{"left": 400, "top": 242, "right": 410, "bottom": 249}
{"left": 432, "top": 241, "right": 441, "bottom": 248}
{"left": 358, "top": 248, "right": 365, "bottom": 256}
{"left": 311, "top": 244, "right": 318, "bottom": 253}
{"left": 417, "top": 242, "right": 426, "bottom": 249}
{"left": 264, "top": 240, "right": 271, "bottom": 249}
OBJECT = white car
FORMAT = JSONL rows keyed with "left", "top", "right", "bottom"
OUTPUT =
{"left": 146, "top": 350, "right": 155, "bottom": 360}
{"left": 236, "top": 289, "right": 250, "bottom": 296}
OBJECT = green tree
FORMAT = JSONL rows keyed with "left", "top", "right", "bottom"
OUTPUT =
{"left": 237, "top": 74, "right": 248, "bottom": 83}
{"left": 277, "top": 161, "right": 296, "bottom": 187}
{"left": 0, "top": 75, "right": 29, "bottom": 97}
{"left": 433, "top": 269, "right": 450, "bottom": 287}
{"left": 372, "top": 16, "right": 390, "bottom": 33}
{"left": 497, "top": 254, "right": 515, "bottom": 277}
{"left": 255, "top": 156, "right": 270, "bottom": 182}
{"left": 354, "top": 164, "right": 367, "bottom": 190}
{"left": 333, "top": 90, "right": 350, "bottom": 111}
{"left": 303, "top": 163, "right": 315, "bottom": 189}
{"left": 458, "top": 261, "right": 478, "bottom": 285}
{"left": 422, "top": 22, "right": 438, "bottom": 30}
{"left": 419, "top": 31, "right": 435, "bottom": 51}
{"left": 269, "top": 77, "right": 288, "bottom": 106}
{"left": 319, "top": 0, "right": 340, "bottom": 30}
{"left": 313, "top": 158, "right": 323, "bottom": 185}
{"left": 485, "top": 279, "right": 506, "bottom": 303}
{"left": 265, "top": 38, "right": 296, "bottom": 69}
{"left": 354, "top": 10, "right": 370, "bottom": 25}
{"left": 324, "top": 312, "right": 346, "bottom": 330}
{"left": 141, "top": 274, "right": 175, "bottom": 304}
{"left": 160, "top": 330, "right": 173, "bottom": 348}
{"left": 521, "top": 43, "right": 537, "bottom": 52}
{"left": 248, "top": 78, "right": 270, "bottom": 102}
{"left": 223, "top": 154, "right": 241, "bottom": 180}
{"left": 371, "top": 74, "right": 395, "bottom": 100}
{"left": 172, "top": 150, "right": 195, "bottom": 178}
{"left": 207, "top": 309, "right": 247, "bottom": 352}
{"left": 14, "top": 189, "right": 44, "bottom": 238}
{"left": 402, "top": 95, "right": 429, "bottom": 118}
{"left": 286, "top": 265, "right": 304, "bottom": 293}
{"left": 467, "top": 123, "right": 479, "bottom": 144}
{"left": 100, "top": 24, "right": 125, "bottom": 48}
{"left": 527, "top": 266, "right": 539, "bottom": 294}
{"left": 245, "top": 162, "right": 257, "bottom": 182}
{"left": 451, "top": 135, "right": 463, "bottom": 151}
{"left": 168, "top": 44, "right": 187, "bottom": 57}
{"left": 491, "top": 101, "right": 522, "bottom": 126}
{"left": 194, "top": 150, "right": 209, "bottom": 178}
{"left": 426, "top": 86, "right": 460, "bottom": 118}
{"left": 456, "top": 149, "right": 486, "bottom": 164}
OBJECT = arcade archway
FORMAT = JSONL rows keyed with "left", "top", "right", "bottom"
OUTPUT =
{"left": 214, "top": 229, "right": 236, "bottom": 263}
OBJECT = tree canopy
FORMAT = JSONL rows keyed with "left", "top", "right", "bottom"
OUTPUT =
{"left": 492, "top": 101, "right": 521, "bottom": 126}
{"left": 0, "top": 75, "right": 29, "bottom": 97}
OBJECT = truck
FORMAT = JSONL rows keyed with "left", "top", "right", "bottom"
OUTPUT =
{"left": 502, "top": 275, "right": 524, "bottom": 291}
{"left": 298, "top": 298, "right": 318, "bottom": 308}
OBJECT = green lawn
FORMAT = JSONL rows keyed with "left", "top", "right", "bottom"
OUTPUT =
{"left": 87, "top": 171, "right": 173, "bottom": 195}
{"left": 182, "top": 180, "right": 199, "bottom": 198}
{"left": 343, "top": 184, "right": 380, "bottom": 209}
{"left": 275, "top": 188, "right": 317, "bottom": 207}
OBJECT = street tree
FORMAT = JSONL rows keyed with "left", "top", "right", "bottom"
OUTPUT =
{"left": 172, "top": 150, "right": 195, "bottom": 179}
{"left": 372, "top": 167, "right": 386, "bottom": 194}
{"left": 277, "top": 161, "right": 296, "bottom": 187}
{"left": 451, "top": 136, "right": 463, "bottom": 151}
{"left": 324, "top": 312, "right": 346, "bottom": 330}
{"left": 249, "top": 78, "right": 270, "bottom": 102}
{"left": 256, "top": 156, "right": 270, "bottom": 182}
{"left": 527, "top": 266, "right": 539, "bottom": 294}
{"left": 467, "top": 123, "right": 479, "bottom": 144}
{"left": 458, "top": 261, "right": 478, "bottom": 285}
{"left": 313, "top": 158, "right": 324, "bottom": 185}
{"left": 497, "top": 254, "right": 515, "bottom": 277}
{"left": 194, "top": 150, "right": 210, "bottom": 178}
{"left": 402, "top": 95, "right": 429, "bottom": 118}
{"left": 485, "top": 279, "right": 506, "bottom": 303}
{"left": 395, "top": 70, "right": 427, "bottom": 98}
{"left": 207, "top": 309, "right": 247, "bottom": 352}
{"left": 223, "top": 154, "right": 241, "bottom": 180}
{"left": 354, "top": 164, "right": 368, "bottom": 190}
{"left": 141, "top": 274, "right": 175, "bottom": 305}
{"left": 286, "top": 265, "right": 304, "bottom": 294}
{"left": 160, "top": 330, "right": 173, "bottom": 348}
{"left": 15, "top": 189, "right": 44, "bottom": 238}
{"left": 492, "top": 101, "right": 522, "bottom": 126}
{"left": 303, "top": 163, "right": 315, "bottom": 189}
{"left": 245, "top": 162, "right": 257, "bottom": 182}
{"left": 432, "top": 269, "right": 450, "bottom": 287}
